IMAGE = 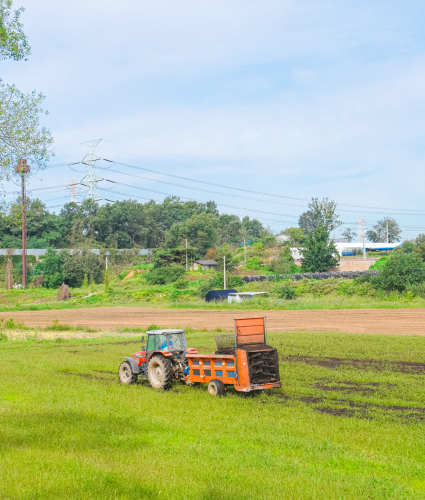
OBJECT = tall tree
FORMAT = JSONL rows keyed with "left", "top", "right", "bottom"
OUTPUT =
{"left": 415, "top": 233, "right": 425, "bottom": 245}
{"left": 0, "top": 0, "right": 30, "bottom": 61}
{"left": 0, "top": 83, "right": 53, "bottom": 179}
{"left": 166, "top": 212, "right": 219, "bottom": 255}
{"left": 299, "top": 197, "right": 342, "bottom": 235}
{"left": 366, "top": 217, "right": 401, "bottom": 243}
{"left": 283, "top": 227, "right": 305, "bottom": 246}
{"left": 0, "top": 1, "right": 53, "bottom": 180}
{"left": 301, "top": 224, "right": 339, "bottom": 272}
{"left": 342, "top": 227, "right": 357, "bottom": 242}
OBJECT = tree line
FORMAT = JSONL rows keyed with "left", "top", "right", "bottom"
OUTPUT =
{"left": 0, "top": 196, "right": 271, "bottom": 254}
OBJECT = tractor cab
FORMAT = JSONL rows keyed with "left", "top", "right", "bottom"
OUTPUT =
{"left": 144, "top": 329, "right": 188, "bottom": 355}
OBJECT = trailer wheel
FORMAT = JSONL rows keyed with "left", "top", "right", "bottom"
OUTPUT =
{"left": 208, "top": 379, "right": 226, "bottom": 396}
{"left": 119, "top": 361, "right": 138, "bottom": 385}
{"left": 148, "top": 355, "right": 173, "bottom": 390}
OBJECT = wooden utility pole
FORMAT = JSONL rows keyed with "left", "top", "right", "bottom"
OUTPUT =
{"left": 14, "top": 159, "right": 30, "bottom": 287}
{"left": 243, "top": 237, "right": 246, "bottom": 266}
{"left": 223, "top": 256, "right": 226, "bottom": 290}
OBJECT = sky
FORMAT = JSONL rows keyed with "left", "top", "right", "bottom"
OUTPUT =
{"left": 2, "top": 0, "right": 425, "bottom": 240}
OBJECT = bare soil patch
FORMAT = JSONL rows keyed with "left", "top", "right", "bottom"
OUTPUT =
{"left": 1, "top": 307, "right": 425, "bottom": 336}
{"left": 284, "top": 355, "right": 425, "bottom": 374}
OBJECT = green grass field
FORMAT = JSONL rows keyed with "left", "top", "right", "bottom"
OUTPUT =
{"left": 1, "top": 330, "right": 425, "bottom": 499}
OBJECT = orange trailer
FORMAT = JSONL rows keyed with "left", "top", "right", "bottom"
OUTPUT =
{"left": 185, "top": 316, "right": 281, "bottom": 395}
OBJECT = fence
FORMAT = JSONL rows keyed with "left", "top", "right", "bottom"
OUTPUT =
{"left": 0, "top": 249, "right": 153, "bottom": 256}
{"left": 242, "top": 270, "right": 381, "bottom": 283}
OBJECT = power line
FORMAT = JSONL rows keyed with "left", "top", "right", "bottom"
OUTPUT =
{"left": 43, "top": 155, "right": 424, "bottom": 213}
{"left": 94, "top": 165, "right": 309, "bottom": 210}
{"left": 2, "top": 183, "right": 70, "bottom": 195}
{"left": 98, "top": 158, "right": 425, "bottom": 215}
{"left": 100, "top": 140, "right": 425, "bottom": 198}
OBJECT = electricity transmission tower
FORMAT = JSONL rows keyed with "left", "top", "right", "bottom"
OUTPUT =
{"left": 68, "top": 180, "right": 79, "bottom": 202}
{"left": 80, "top": 139, "right": 104, "bottom": 202}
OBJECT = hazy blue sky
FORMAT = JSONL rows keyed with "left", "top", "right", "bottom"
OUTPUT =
{"left": 2, "top": 0, "right": 425, "bottom": 238}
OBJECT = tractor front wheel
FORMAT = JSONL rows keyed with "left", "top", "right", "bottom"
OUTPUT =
{"left": 119, "top": 361, "right": 138, "bottom": 385}
{"left": 208, "top": 379, "right": 226, "bottom": 396}
{"left": 148, "top": 355, "right": 173, "bottom": 390}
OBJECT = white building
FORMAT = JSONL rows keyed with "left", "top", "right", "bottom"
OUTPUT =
{"left": 275, "top": 234, "right": 291, "bottom": 243}
{"left": 290, "top": 242, "right": 402, "bottom": 260}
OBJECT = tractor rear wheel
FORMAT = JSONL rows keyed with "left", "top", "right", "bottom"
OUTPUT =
{"left": 119, "top": 361, "right": 138, "bottom": 385}
{"left": 208, "top": 379, "right": 226, "bottom": 396}
{"left": 148, "top": 355, "right": 173, "bottom": 390}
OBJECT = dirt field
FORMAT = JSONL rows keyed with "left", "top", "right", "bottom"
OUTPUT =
{"left": 1, "top": 307, "right": 425, "bottom": 336}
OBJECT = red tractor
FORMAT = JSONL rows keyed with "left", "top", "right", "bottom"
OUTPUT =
{"left": 119, "top": 318, "right": 281, "bottom": 395}
{"left": 118, "top": 329, "right": 197, "bottom": 389}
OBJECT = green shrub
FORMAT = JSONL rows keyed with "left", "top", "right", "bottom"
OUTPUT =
{"left": 379, "top": 252, "right": 425, "bottom": 292}
{"left": 0, "top": 332, "right": 8, "bottom": 341}
{"left": 146, "top": 324, "right": 161, "bottom": 331}
{"left": 117, "top": 271, "right": 128, "bottom": 281}
{"left": 47, "top": 320, "right": 72, "bottom": 331}
{"left": 46, "top": 272, "right": 64, "bottom": 289}
{"left": 245, "top": 257, "right": 262, "bottom": 270}
{"left": 280, "top": 285, "right": 295, "bottom": 300}
{"left": 268, "top": 246, "right": 297, "bottom": 275}
{"left": 407, "top": 282, "right": 425, "bottom": 298}
{"left": 174, "top": 279, "right": 188, "bottom": 290}
{"left": 197, "top": 279, "right": 214, "bottom": 298}
{"left": 370, "top": 257, "right": 388, "bottom": 270}
{"left": 196, "top": 274, "right": 244, "bottom": 298}
{"left": 1, "top": 318, "right": 25, "bottom": 329}
{"left": 335, "top": 280, "right": 356, "bottom": 296}
{"left": 119, "top": 327, "right": 145, "bottom": 333}
{"left": 227, "top": 275, "right": 245, "bottom": 288}
{"left": 145, "top": 265, "right": 185, "bottom": 285}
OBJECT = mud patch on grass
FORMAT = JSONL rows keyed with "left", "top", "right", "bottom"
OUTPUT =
{"left": 274, "top": 392, "right": 425, "bottom": 421}
{"left": 56, "top": 371, "right": 111, "bottom": 381}
{"left": 84, "top": 340, "right": 140, "bottom": 347}
{"left": 283, "top": 355, "right": 425, "bottom": 374}
{"left": 313, "top": 379, "right": 388, "bottom": 394}
{"left": 94, "top": 370, "right": 116, "bottom": 375}
{"left": 316, "top": 407, "right": 356, "bottom": 417}
{"left": 314, "top": 383, "right": 376, "bottom": 394}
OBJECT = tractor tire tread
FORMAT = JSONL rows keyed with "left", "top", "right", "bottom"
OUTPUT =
{"left": 148, "top": 355, "right": 173, "bottom": 390}
{"left": 208, "top": 379, "right": 226, "bottom": 396}
{"left": 118, "top": 361, "right": 138, "bottom": 385}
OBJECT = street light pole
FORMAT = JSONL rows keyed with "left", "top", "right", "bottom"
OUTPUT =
{"left": 15, "top": 159, "right": 30, "bottom": 287}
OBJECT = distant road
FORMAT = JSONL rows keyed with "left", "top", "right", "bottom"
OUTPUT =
{"left": 1, "top": 307, "right": 424, "bottom": 336}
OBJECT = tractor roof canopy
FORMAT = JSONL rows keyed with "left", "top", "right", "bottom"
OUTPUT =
{"left": 146, "top": 329, "right": 186, "bottom": 335}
